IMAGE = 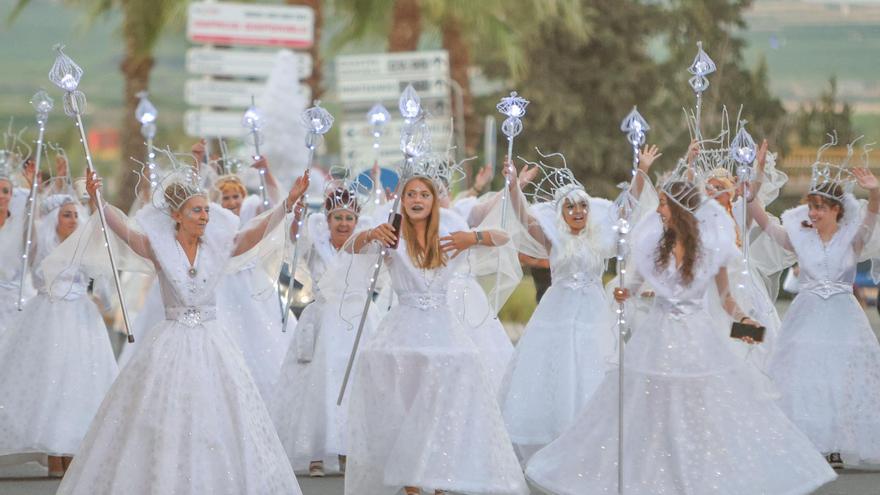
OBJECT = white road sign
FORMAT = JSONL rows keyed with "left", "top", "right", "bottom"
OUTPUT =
{"left": 184, "top": 110, "right": 247, "bottom": 138}
{"left": 185, "top": 79, "right": 310, "bottom": 108}
{"left": 187, "top": 2, "right": 314, "bottom": 48}
{"left": 336, "top": 51, "right": 448, "bottom": 80}
{"left": 186, "top": 47, "right": 312, "bottom": 79}
{"left": 338, "top": 77, "right": 450, "bottom": 104}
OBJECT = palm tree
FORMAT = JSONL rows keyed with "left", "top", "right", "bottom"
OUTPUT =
{"left": 10, "top": 0, "right": 183, "bottom": 210}
{"left": 333, "top": 0, "right": 587, "bottom": 158}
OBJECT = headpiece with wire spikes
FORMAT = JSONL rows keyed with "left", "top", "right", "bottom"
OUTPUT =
{"left": 808, "top": 132, "right": 865, "bottom": 202}
{"left": 519, "top": 148, "right": 585, "bottom": 206}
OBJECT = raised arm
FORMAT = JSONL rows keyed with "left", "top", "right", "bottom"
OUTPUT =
{"left": 851, "top": 167, "right": 880, "bottom": 253}
{"left": 631, "top": 144, "right": 662, "bottom": 199}
{"left": 232, "top": 171, "right": 309, "bottom": 256}
{"left": 501, "top": 161, "right": 551, "bottom": 250}
{"left": 85, "top": 172, "right": 152, "bottom": 259}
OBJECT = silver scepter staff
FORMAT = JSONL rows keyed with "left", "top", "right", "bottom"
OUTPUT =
{"left": 493, "top": 91, "right": 529, "bottom": 311}
{"left": 615, "top": 107, "right": 649, "bottom": 494}
{"left": 367, "top": 103, "right": 391, "bottom": 206}
{"left": 17, "top": 90, "right": 54, "bottom": 311}
{"left": 687, "top": 42, "right": 716, "bottom": 142}
{"left": 730, "top": 121, "right": 758, "bottom": 284}
{"left": 280, "top": 100, "right": 334, "bottom": 329}
{"left": 337, "top": 84, "right": 429, "bottom": 405}
{"left": 242, "top": 96, "right": 269, "bottom": 208}
{"left": 135, "top": 91, "right": 159, "bottom": 191}
{"left": 49, "top": 45, "right": 135, "bottom": 342}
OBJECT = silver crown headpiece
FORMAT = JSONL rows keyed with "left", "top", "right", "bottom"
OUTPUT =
{"left": 324, "top": 166, "right": 369, "bottom": 214}
{"left": 660, "top": 160, "right": 705, "bottom": 214}
{"left": 808, "top": 133, "right": 866, "bottom": 202}
{"left": 398, "top": 149, "right": 470, "bottom": 193}
{"left": 147, "top": 148, "right": 205, "bottom": 213}
{"left": 41, "top": 193, "right": 76, "bottom": 216}
{"left": 0, "top": 121, "right": 33, "bottom": 181}
{"left": 519, "top": 148, "right": 585, "bottom": 206}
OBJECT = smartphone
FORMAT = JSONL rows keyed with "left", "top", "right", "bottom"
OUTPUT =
{"left": 730, "top": 322, "right": 766, "bottom": 343}
{"left": 388, "top": 212, "right": 402, "bottom": 249}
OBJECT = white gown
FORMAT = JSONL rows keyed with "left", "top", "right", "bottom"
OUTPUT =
{"left": 765, "top": 197, "right": 880, "bottom": 464}
{"left": 270, "top": 213, "right": 377, "bottom": 473}
{"left": 499, "top": 199, "right": 616, "bottom": 459}
{"left": 443, "top": 206, "right": 514, "bottom": 393}
{"left": 116, "top": 194, "right": 294, "bottom": 400}
{"left": 0, "top": 212, "right": 118, "bottom": 457}
{"left": 344, "top": 220, "right": 528, "bottom": 495}
{"left": 525, "top": 201, "right": 837, "bottom": 495}
{"left": 54, "top": 204, "right": 301, "bottom": 495}
{"left": 0, "top": 188, "right": 30, "bottom": 333}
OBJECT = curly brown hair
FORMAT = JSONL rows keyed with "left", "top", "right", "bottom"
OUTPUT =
{"left": 656, "top": 182, "right": 702, "bottom": 286}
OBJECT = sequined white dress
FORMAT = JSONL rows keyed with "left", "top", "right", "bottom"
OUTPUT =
{"left": 117, "top": 194, "right": 294, "bottom": 400}
{"left": 764, "top": 197, "right": 880, "bottom": 464}
{"left": 0, "top": 211, "right": 118, "bottom": 457}
{"left": 344, "top": 218, "right": 528, "bottom": 495}
{"left": 270, "top": 213, "right": 377, "bottom": 473}
{"left": 54, "top": 204, "right": 300, "bottom": 495}
{"left": 499, "top": 199, "right": 616, "bottom": 459}
{"left": 525, "top": 202, "right": 836, "bottom": 495}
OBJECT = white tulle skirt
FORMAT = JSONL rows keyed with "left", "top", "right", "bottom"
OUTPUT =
{"left": 55, "top": 317, "right": 301, "bottom": 495}
{"left": 525, "top": 303, "right": 837, "bottom": 495}
{"left": 0, "top": 293, "right": 118, "bottom": 457}
{"left": 769, "top": 291, "right": 880, "bottom": 464}
{"left": 216, "top": 267, "right": 293, "bottom": 400}
{"left": 271, "top": 295, "right": 370, "bottom": 473}
{"left": 448, "top": 274, "right": 514, "bottom": 392}
{"left": 499, "top": 283, "right": 615, "bottom": 455}
{"left": 0, "top": 284, "right": 25, "bottom": 334}
{"left": 116, "top": 280, "right": 163, "bottom": 367}
{"left": 345, "top": 301, "right": 528, "bottom": 495}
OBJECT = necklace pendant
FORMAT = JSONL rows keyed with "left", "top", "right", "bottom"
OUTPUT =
{"left": 188, "top": 267, "right": 197, "bottom": 278}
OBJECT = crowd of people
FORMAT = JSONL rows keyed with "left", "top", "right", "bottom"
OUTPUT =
{"left": 0, "top": 102, "right": 879, "bottom": 495}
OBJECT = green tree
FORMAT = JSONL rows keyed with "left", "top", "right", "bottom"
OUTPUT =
{"left": 792, "top": 77, "right": 855, "bottom": 147}
{"left": 10, "top": 0, "right": 185, "bottom": 209}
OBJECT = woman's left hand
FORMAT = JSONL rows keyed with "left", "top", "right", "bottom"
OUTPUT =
{"left": 440, "top": 231, "right": 478, "bottom": 258}
{"left": 738, "top": 317, "right": 762, "bottom": 345}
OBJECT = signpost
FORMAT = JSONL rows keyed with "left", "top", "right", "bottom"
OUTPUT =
{"left": 185, "top": 1, "right": 314, "bottom": 139}
{"left": 336, "top": 50, "right": 452, "bottom": 170}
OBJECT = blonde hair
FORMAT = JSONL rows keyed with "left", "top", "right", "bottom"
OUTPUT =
{"left": 215, "top": 175, "right": 247, "bottom": 198}
{"left": 401, "top": 177, "right": 446, "bottom": 270}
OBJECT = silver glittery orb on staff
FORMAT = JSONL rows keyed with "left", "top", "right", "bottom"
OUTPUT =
{"left": 730, "top": 120, "right": 758, "bottom": 283}
{"left": 135, "top": 91, "right": 159, "bottom": 190}
{"left": 620, "top": 106, "right": 650, "bottom": 176}
{"left": 48, "top": 44, "right": 135, "bottom": 343}
{"left": 687, "top": 41, "right": 716, "bottom": 141}
{"left": 241, "top": 96, "right": 270, "bottom": 207}
{"left": 279, "top": 100, "right": 335, "bottom": 330}
{"left": 18, "top": 90, "right": 54, "bottom": 311}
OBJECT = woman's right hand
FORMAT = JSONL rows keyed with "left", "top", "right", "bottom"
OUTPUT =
{"left": 369, "top": 223, "right": 397, "bottom": 247}
{"left": 85, "top": 172, "right": 102, "bottom": 201}
{"left": 613, "top": 288, "right": 630, "bottom": 303}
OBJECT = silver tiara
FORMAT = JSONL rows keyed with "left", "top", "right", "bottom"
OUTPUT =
{"left": 398, "top": 150, "right": 470, "bottom": 192}
{"left": 324, "top": 167, "right": 369, "bottom": 213}
{"left": 0, "top": 121, "right": 33, "bottom": 181}
{"left": 41, "top": 193, "right": 76, "bottom": 215}
{"left": 519, "top": 148, "right": 585, "bottom": 205}
{"left": 808, "top": 133, "right": 864, "bottom": 202}
{"left": 147, "top": 148, "right": 206, "bottom": 213}
{"left": 660, "top": 161, "right": 705, "bottom": 214}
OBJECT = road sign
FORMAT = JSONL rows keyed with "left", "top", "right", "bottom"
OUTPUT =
{"left": 185, "top": 79, "right": 310, "bottom": 108}
{"left": 336, "top": 51, "right": 449, "bottom": 80}
{"left": 186, "top": 47, "right": 312, "bottom": 79}
{"left": 184, "top": 110, "right": 247, "bottom": 138}
{"left": 338, "top": 77, "right": 449, "bottom": 103}
{"left": 187, "top": 2, "right": 314, "bottom": 48}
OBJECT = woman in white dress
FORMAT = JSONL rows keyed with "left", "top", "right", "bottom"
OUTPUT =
{"left": 747, "top": 157, "right": 880, "bottom": 467}
{"left": 344, "top": 171, "right": 527, "bottom": 495}
{"left": 271, "top": 181, "right": 377, "bottom": 477}
{"left": 525, "top": 170, "right": 836, "bottom": 495}
{"left": 52, "top": 165, "right": 308, "bottom": 494}
{"left": 0, "top": 193, "right": 118, "bottom": 477}
{"left": 0, "top": 158, "right": 32, "bottom": 332}
{"left": 499, "top": 148, "right": 660, "bottom": 461}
